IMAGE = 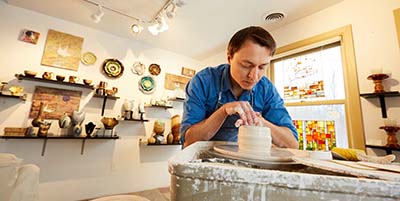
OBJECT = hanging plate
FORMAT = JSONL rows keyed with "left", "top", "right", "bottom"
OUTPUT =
{"left": 131, "top": 61, "right": 146, "bottom": 75}
{"left": 139, "top": 76, "right": 156, "bottom": 94}
{"left": 81, "top": 52, "right": 97, "bottom": 65}
{"left": 149, "top": 63, "right": 161, "bottom": 76}
{"left": 102, "top": 58, "right": 124, "bottom": 78}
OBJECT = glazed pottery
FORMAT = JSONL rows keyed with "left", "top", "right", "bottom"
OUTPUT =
{"left": 101, "top": 117, "right": 119, "bottom": 129}
{"left": 42, "top": 72, "right": 53, "bottom": 80}
{"left": 73, "top": 124, "right": 82, "bottom": 136}
{"left": 72, "top": 111, "right": 85, "bottom": 125}
{"left": 8, "top": 86, "right": 24, "bottom": 96}
{"left": 153, "top": 120, "right": 165, "bottom": 135}
{"left": 58, "top": 113, "right": 71, "bottom": 128}
{"left": 56, "top": 75, "right": 65, "bottom": 81}
{"left": 24, "top": 70, "right": 37, "bottom": 77}
{"left": 38, "top": 122, "right": 51, "bottom": 137}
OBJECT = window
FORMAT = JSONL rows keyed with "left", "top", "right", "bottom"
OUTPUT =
{"left": 269, "top": 25, "right": 365, "bottom": 150}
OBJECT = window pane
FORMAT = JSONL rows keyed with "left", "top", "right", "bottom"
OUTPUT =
{"left": 273, "top": 45, "right": 345, "bottom": 102}
{"left": 287, "top": 104, "right": 348, "bottom": 149}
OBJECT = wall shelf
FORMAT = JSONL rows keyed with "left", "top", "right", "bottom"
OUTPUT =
{"left": 145, "top": 105, "right": 173, "bottom": 109}
{"left": 360, "top": 91, "right": 400, "bottom": 118}
{"left": 365, "top": 144, "right": 400, "bottom": 155}
{"left": 15, "top": 74, "right": 95, "bottom": 89}
{"left": 168, "top": 97, "right": 186, "bottom": 102}
{"left": 139, "top": 138, "right": 181, "bottom": 146}
{"left": 0, "top": 93, "right": 27, "bottom": 101}
{"left": 92, "top": 94, "right": 120, "bottom": 116}
{"left": 1, "top": 135, "right": 119, "bottom": 156}
{"left": 122, "top": 119, "right": 149, "bottom": 122}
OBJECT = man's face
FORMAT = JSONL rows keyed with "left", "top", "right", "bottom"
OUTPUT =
{"left": 228, "top": 40, "right": 272, "bottom": 90}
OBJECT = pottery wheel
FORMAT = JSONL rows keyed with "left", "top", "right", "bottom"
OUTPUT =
{"left": 213, "top": 144, "right": 294, "bottom": 163}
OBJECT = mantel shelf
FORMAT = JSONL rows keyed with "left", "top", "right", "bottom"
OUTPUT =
{"left": 360, "top": 91, "right": 400, "bottom": 118}
{"left": 0, "top": 93, "right": 26, "bottom": 101}
{"left": 15, "top": 74, "right": 95, "bottom": 89}
{"left": 1, "top": 135, "right": 119, "bottom": 156}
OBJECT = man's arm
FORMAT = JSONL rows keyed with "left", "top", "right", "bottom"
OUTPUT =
{"left": 259, "top": 117, "right": 298, "bottom": 148}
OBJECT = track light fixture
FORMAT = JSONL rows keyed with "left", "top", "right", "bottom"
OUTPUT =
{"left": 91, "top": 4, "right": 104, "bottom": 23}
{"left": 83, "top": 0, "right": 186, "bottom": 36}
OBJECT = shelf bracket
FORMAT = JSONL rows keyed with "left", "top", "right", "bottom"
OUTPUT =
{"left": 101, "top": 96, "right": 107, "bottom": 116}
{"left": 81, "top": 138, "right": 86, "bottom": 155}
{"left": 41, "top": 138, "right": 48, "bottom": 156}
{"left": 378, "top": 95, "right": 387, "bottom": 118}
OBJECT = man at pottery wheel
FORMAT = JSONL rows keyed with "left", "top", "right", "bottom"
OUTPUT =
{"left": 181, "top": 26, "right": 298, "bottom": 148}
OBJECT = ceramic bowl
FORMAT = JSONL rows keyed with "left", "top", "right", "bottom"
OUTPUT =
{"left": 56, "top": 75, "right": 65, "bottom": 81}
{"left": 83, "top": 79, "right": 92, "bottom": 85}
{"left": 101, "top": 117, "right": 119, "bottom": 129}
{"left": 24, "top": 70, "right": 37, "bottom": 78}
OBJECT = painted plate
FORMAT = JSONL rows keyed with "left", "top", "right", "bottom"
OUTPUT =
{"left": 131, "top": 61, "right": 145, "bottom": 75}
{"left": 81, "top": 52, "right": 97, "bottom": 65}
{"left": 149, "top": 63, "right": 161, "bottom": 76}
{"left": 139, "top": 76, "right": 156, "bottom": 94}
{"left": 102, "top": 58, "right": 124, "bottom": 78}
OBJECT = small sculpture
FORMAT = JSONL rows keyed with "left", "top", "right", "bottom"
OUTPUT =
{"left": 71, "top": 110, "right": 85, "bottom": 136}
{"left": 123, "top": 99, "right": 133, "bottom": 120}
{"left": 170, "top": 115, "right": 181, "bottom": 144}
{"left": 38, "top": 122, "right": 51, "bottom": 137}
{"left": 85, "top": 122, "right": 96, "bottom": 137}
{"left": 32, "top": 102, "right": 46, "bottom": 127}
{"left": 148, "top": 120, "right": 165, "bottom": 144}
{"left": 101, "top": 117, "right": 119, "bottom": 129}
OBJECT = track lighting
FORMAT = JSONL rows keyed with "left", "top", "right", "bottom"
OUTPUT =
{"left": 83, "top": 0, "right": 186, "bottom": 35}
{"left": 91, "top": 4, "right": 104, "bottom": 23}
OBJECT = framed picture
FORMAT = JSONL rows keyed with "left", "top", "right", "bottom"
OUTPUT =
{"left": 19, "top": 29, "right": 40, "bottom": 44}
{"left": 394, "top": 8, "right": 400, "bottom": 48}
{"left": 181, "top": 67, "right": 196, "bottom": 77}
{"left": 29, "top": 86, "right": 82, "bottom": 119}
{"left": 164, "top": 73, "right": 191, "bottom": 90}
{"left": 41, "top": 29, "right": 84, "bottom": 71}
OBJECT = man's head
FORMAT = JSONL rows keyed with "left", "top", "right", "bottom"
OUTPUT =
{"left": 227, "top": 26, "right": 276, "bottom": 90}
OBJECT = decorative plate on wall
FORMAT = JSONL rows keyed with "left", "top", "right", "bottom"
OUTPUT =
{"left": 149, "top": 63, "right": 161, "bottom": 76}
{"left": 102, "top": 58, "right": 124, "bottom": 78}
{"left": 139, "top": 76, "right": 156, "bottom": 94}
{"left": 81, "top": 52, "right": 97, "bottom": 65}
{"left": 131, "top": 61, "right": 146, "bottom": 75}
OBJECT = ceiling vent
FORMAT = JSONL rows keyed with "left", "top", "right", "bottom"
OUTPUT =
{"left": 263, "top": 12, "right": 285, "bottom": 23}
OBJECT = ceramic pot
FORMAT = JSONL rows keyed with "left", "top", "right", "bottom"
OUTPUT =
{"left": 58, "top": 113, "right": 71, "bottom": 128}
{"left": 101, "top": 117, "right": 119, "bottom": 129}
{"left": 73, "top": 124, "right": 82, "bottom": 136}
{"left": 153, "top": 120, "right": 165, "bottom": 135}
{"left": 42, "top": 72, "right": 53, "bottom": 80}
{"left": 38, "top": 122, "right": 51, "bottom": 137}
{"left": 72, "top": 111, "right": 85, "bottom": 125}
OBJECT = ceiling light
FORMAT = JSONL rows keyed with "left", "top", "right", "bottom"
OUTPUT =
{"left": 166, "top": 3, "right": 177, "bottom": 19}
{"left": 174, "top": 0, "right": 186, "bottom": 7}
{"left": 131, "top": 24, "right": 143, "bottom": 34}
{"left": 91, "top": 4, "right": 104, "bottom": 23}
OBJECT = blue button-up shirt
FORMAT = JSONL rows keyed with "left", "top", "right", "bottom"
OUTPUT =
{"left": 181, "top": 64, "right": 298, "bottom": 144}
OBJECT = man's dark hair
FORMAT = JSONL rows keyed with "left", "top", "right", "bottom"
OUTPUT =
{"left": 227, "top": 26, "right": 276, "bottom": 57}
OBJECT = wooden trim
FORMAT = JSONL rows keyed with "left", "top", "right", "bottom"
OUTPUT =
{"left": 394, "top": 8, "right": 400, "bottom": 48}
{"left": 273, "top": 25, "right": 365, "bottom": 150}
{"left": 285, "top": 100, "right": 345, "bottom": 107}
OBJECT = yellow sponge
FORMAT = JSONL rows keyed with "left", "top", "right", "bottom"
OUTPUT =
{"left": 331, "top": 147, "right": 365, "bottom": 161}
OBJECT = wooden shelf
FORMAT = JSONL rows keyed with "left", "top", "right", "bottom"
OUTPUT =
{"left": 15, "top": 74, "right": 95, "bottom": 89}
{"left": 1, "top": 135, "right": 119, "bottom": 156}
{"left": 145, "top": 105, "right": 173, "bottom": 109}
{"left": 92, "top": 94, "right": 120, "bottom": 116}
{"left": 139, "top": 138, "right": 181, "bottom": 146}
{"left": 0, "top": 93, "right": 26, "bottom": 100}
{"left": 122, "top": 119, "right": 149, "bottom": 122}
{"left": 168, "top": 97, "right": 186, "bottom": 102}
{"left": 360, "top": 91, "right": 400, "bottom": 118}
{"left": 365, "top": 144, "right": 400, "bottom": 155}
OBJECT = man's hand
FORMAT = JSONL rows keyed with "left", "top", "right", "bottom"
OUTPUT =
{"left": 222, "top": 101, "right": 258, "bottom": 126}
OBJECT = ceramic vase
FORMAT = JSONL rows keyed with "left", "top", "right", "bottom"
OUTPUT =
{"left": 58, "top": 113, "right": 71, "bottom": 128}
{"left": 32, "top": 102, "right": 46, "bottom": 127}
{"left": 72, "top": 110, "right": 85, "bottom": 125}
{"left": 85, "top": 122, "right": 96, "bottom": 137}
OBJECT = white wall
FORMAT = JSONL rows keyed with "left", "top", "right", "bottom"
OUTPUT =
{"left": 0, "top": 2, "right": 201, "bottom": 201}
{"left": 202, "top": 0, "right": 400, "bottom": 156}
